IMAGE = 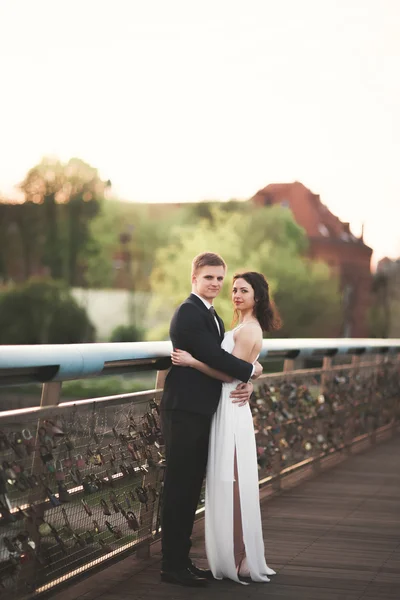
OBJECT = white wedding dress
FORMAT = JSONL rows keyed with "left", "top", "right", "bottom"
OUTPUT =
{"left": 205, "top": 326, "right": 276, "bottom": 584}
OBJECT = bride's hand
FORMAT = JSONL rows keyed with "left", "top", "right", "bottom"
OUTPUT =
{"left": 171, "top": 349, "right": 194, "bottom": 367}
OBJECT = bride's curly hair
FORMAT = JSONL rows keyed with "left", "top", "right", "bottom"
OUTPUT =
{"left": 232, "top": 271, "right": 282, "bottom": 332}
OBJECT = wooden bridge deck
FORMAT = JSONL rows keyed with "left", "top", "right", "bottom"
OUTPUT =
{"left": 55, "top": 434, "right": 400, "bottom": 600}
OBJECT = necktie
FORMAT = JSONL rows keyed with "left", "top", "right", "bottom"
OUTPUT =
{"left": 209, "top": 306, "right": 220, "bottom": 334}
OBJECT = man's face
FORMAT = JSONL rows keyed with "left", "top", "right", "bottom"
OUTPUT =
{"left": 192, "top": 265, "right": 226, "bottom": 302}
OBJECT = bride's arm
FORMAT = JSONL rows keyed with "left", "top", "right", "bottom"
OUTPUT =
{"left": 171, "top": 350, "right": 234, "bottom": 382}
{"left": 231, "top": 325, "right": 262, "bottom": 363}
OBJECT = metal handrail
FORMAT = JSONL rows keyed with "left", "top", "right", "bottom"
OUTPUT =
{"left": 0, "top": 338, "right": 399, "bottom": 386}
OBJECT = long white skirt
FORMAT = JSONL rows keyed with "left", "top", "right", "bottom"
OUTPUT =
{"left": 205, "top": 380, "right": 275, "bottom": 584}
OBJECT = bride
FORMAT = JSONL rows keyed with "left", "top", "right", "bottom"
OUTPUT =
{"left": 171, "top": 271, "right": 281, "bottom": 583}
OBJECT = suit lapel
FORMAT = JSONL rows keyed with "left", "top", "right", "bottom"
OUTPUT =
{"left": 189, "top": 294, "right": 221, "bottom": 339}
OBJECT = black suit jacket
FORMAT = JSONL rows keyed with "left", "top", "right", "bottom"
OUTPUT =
{"left": 161, "top": 294, "right": 253, "bottom": 415}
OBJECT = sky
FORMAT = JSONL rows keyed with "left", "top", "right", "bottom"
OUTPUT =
{"left": 0, "top": 0, "right": 399, "bottom": 265}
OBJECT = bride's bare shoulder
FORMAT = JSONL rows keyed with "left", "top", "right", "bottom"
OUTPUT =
{"left": 234, "top": 322, "right": 263, "bottom": 343}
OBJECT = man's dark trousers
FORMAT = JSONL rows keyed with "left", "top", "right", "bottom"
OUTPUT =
{"left": 161, "top": 408, "right": 211, "bottom": 570}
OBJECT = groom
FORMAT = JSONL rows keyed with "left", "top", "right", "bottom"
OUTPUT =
{"left": 160, "top": 252, "right": 262, "bottom": 586}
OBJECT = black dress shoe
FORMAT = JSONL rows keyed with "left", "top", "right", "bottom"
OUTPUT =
{"left": 160, "top": 568, "right": 208, "bottom": 587}
{"left": 188, "top": 562, "right": 214, "bottom": 580}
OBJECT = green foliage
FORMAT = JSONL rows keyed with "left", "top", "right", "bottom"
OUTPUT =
{"left": 61, "top": 376, "right": 149, "bottom": 399}
{"left": 0, "top": 278, "right": 95, "bottom": 344}
{"left": 86, "top": 201, "right": 188, "bottom": 290}
{"left": 1, "top": 376, "right": 152, "bottom": 401}
{"left": 109, "top": 324, "right": 144, "bottom": 342}
{"left": 19, "top": 157, "right": 110, "bottom": 285}
{"left": 85, "top": 198, "right": 127, "bottom": 288}
{"left": 148, "top": 205, "right": 341, "bottom": 338}
{"left": 145, "top": 321, "right": 171, "bottom": 342}
{"left": 368, "top": 271, "right": 400, "bottom": 338}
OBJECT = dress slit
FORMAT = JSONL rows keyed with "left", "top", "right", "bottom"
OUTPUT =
{"left": 233, "top": 445, "right": 245, "bottom": 568}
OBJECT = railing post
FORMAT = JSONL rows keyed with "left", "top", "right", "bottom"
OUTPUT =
{"left": 321, "top": 356, "right": 332, "bottom": 392}
{"left": 40, "top": 381, "right": 62, "bottom": 407}
{"left": 135, "top": 369, "right": 167, "bottom": 560}
{"left": 283, "top": 358, "right": 295, "bottom": 372}
{"left": 27, "top": 383, "right": 63, "bottom": 510}
{"left": 344, "top": 355, "right": 362, "bottom": 454}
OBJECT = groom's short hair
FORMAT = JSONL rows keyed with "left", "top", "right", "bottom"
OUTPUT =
{"left": 192, "top": 252, "right": 227, "bottom": 275}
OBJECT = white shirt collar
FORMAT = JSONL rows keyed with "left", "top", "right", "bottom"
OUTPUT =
{"left": 192, "top": 292, "right": 212, "bottom": 310}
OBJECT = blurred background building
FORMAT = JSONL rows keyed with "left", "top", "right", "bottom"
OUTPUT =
{"left": 251, "top": 182, "right": 372, "bottom": 337}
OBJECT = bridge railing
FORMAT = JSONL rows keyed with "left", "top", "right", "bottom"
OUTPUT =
{"left": 0, "top": 339, "right": 399, "bottom": 598}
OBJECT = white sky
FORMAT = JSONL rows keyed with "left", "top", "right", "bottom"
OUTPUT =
{"left": 0, "top": 0, "right": 399, "bottom": 264}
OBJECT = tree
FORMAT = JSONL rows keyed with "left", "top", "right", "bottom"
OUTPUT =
{"left": 19, "top": 157, "right": 110, "bottom": 285}
{"left": 0, "top": 202, "right": 43, "bottom": 282}
{"left": 109, "top": 324, "right": 144, "bottom": 342}
{"left": 0, "top": 278, "right": 95, "bottom": 344}
{"left": 85, "top": 201, "right": 188, "bottom": 290}
{"left": 369, "top": 264, "right": 400, "bottom": 338}
{"left": 84, "top": 198, "right": 126, "bottom": 288}
{"left": 147, "top": 205, "right": 341, "bottom": 339}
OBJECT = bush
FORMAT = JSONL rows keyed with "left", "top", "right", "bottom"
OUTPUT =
{"left": 62, "top": 376, "right": 149, "bottom": 399}
{"left": 0, "top": 277, "right": 95, "bottom": 344}
{"left": 109, "top": 324, "right": 144, "bottom": 342}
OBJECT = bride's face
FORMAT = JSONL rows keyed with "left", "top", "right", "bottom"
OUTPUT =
{"left": 232, "top": 278, "right": 255, "bottom": 312}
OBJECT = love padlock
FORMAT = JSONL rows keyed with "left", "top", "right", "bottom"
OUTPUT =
{"left": 92, "top": 519, "right": 101, "bottom": 534}
{"left": 105, "top": 520, "right": 123, "bottom": 539}
{"left": 147, "top": 484, "right": 158, "bottom": 502}
{"left": 87, "top": 448, "right": 103, "bottom": 466}
{"left": 11, "top": 461, "right": 21, "bottom": 475}
{"left": 64, "top": 436, "right": 74, "bottom": 451}
{"left": 46, "top": 486, "right": 61, "bottom": 507}
{"left": 108, "top": 444, "right": 116, "bottom": 463}
{"left": 55, "top": 460, "right": 65, "bottom": 481}
{"left": 39, "top": 444, "right": 53, "bottom": 465}
{"left": 149, "top": 399, "right": 160, "bottom": 413}
{"left": 145, "top": 412, "right": 157, "bottom": 428}
{"left": 82, "top": 475, "right": 98, "bottom": 494}
{"left": 109, "top": 492, "right": 120, "bottom": 513}
{"left": 2, "top": 461, "right": 17, "bottom": 483}
{"left": 75, "top": 454, "right": 85, "bottom": 469}
{"left": 38, "top": 426, "right": 55, "bottom": 449}
{"left": 85, "top": 530, "right": 95, "bottom": 544}
{"left": 125, "top": 510, "right": 140, "bottom": 531}
{"left": 70, "top": 466, "right": 82, "bottom": 485}
{"left": 63, "top": 452, "right": 73, "bottom": 468}
{"left": 100, "top": 499, "right": 111, "bottom": 516}
{"left": 136, "top": 486, "right": 148, "bottom": 508}
{"left": 37, "top": 519, "right": 52, "bottom": 537}
{"left": 57, "top": 482, "right": 70, "bottom": 503}
{"left": 81, "top": 499, "right": 92, "bottom": 516}
{"left": 0, "top": 430, "right": 9, "bottom": 451}
{"left": 21, "top": 429, "right": 35, "bottom": 454}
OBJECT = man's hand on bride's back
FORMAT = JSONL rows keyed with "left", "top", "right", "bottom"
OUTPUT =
{"left": 230, "top": 382, "right": 253, "bottom": 406}
{"left": 252, "top": 361, "right": 263, "bottom": 380}
{"left": 171, "top": 349, "right": 194, "bottom": 367}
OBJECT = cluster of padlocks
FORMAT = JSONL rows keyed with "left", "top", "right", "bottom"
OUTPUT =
{"left": 0, "top": 397, "right": 164, "bottom": 597}
{"left": 251, "top": 362, "right": 399, "bottom": 476}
